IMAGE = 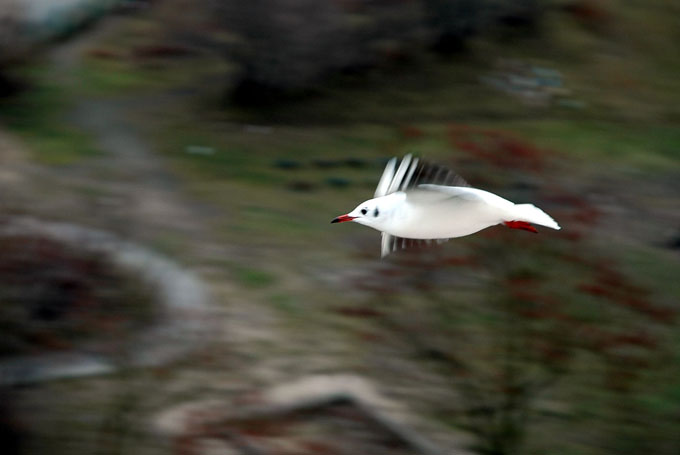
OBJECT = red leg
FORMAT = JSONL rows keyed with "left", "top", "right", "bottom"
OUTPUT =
{"left": 504, "top": 221, "right": 538, "bottom": 233}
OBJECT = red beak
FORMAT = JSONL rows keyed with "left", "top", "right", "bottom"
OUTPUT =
{"left": 331, "top": 214, "right": 356, "bottom": 224}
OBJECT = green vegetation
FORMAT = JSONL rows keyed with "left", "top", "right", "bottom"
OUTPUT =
{"left": 508, "top": 120, "right": 680, "bottom": 168}
{"left": 0, "top": 66, "right": 97, "bottom": 165}
{"left": 231, "top": 265, "right": 277, "bottom": 288}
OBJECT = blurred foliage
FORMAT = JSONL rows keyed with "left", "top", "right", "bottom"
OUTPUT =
{"left": 424, "top": 0, "right": 543, "bottom": 52}
{"left": 333, "top": 126, "right": 679, "bottom": 454}
{"left": 0, "top": 234, "right": 157, "bottom": 356}
{"left": 232, "top": 265, "right": 278, "bottom": 289}
{"left": 217, "top": 0, "right": 545, "bottom": 98}
{"left": 0, "top": 65, "right": 97, "bottom": 164}
{"left": 0, "top": 0, "right": 28, "bottom": 96}
{"left": 352, "top": 233, "right": 677, "bottom": 454}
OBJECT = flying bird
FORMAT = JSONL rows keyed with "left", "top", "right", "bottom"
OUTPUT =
{"left": 331, "top": 154, "right": 560, "bottom": 257}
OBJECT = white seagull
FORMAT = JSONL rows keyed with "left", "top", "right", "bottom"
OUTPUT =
{"left": 332, "top": 154, "right": 561, "bottom": 257}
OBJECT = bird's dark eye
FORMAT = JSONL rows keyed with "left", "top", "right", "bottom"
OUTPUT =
{"left": 373, "top": 208, "right": 379, "bottom": 217}
{"left": 361, "top": 208, "right": 367, "bottom": 215}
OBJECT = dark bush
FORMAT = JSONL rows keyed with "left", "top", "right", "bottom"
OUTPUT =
{"left": 219, "top": 0, "right": 352, "bottom": 94}
{"left": 0, "top": 235, "right": 156, "bottom": 356}
{"left": 217, "top": 0, "right": 546, "bottom": 100}
{"left": 0, "top": 1, "right": 27, "bottom": 97}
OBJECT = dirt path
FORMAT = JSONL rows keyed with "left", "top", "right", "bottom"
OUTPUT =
{"left": 48, "top": 19, "right": 216, "bottom": 244}
{"left": 0, "top": 13, "right": 235, "bottom": 381}
{"left": 0, "top": 15, "right": 233, "bottom": 385}
{"left": 38, "top": 12, "right": 292, "bottom": 378}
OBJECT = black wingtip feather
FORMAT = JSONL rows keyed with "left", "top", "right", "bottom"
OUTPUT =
{"left": 395, "top": 157, "right": 469, "bottom": 192}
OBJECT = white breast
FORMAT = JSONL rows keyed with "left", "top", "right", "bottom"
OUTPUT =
{"left": 382, "top": 187, "right": 513, "bottom": 239}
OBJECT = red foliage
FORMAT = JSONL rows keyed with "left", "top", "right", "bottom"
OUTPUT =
{"left": 28, "top": 330, "right": 73, "bottom": 351}
{"left": 556, "top": 229, "right": 584, "bottom": 242}
{"left": 577, "top": 283, "right": 613, "bottom": 298}
{"left": 236, "top": 419, "right": 290, "bottom": 437}
{"left": 609, "top": 332, "right": 658, "bottom": 350}
{"left": 604, "top": 366, "right": 638, "bottom": 393}
{"left": 232, "top": 391, "right": 266, "bottom": 408}
{"left": 585, "top": 327, "right": 658, "bottom": 353}
{"left": 506, "top": 275, "right": 540, "bottom": 287}
{"left": 569, "top": 208, "right": 601, "bottom": 225}
{"left": 545, "top": 192, "right": 601, "bottom": 227}
{"left": 132, "top": 44, "right": 194, "bottom": 59}
{"left": 537, "top": 342, "right": 571, "bottom": 364}
{"left": 441, "top": 255, "right": 478, "bottom": 267}
{"left": 508, "top": 288, "right": 541, "bottom": 302}
{"left": 563, "top": 1, "right": 611, "bottom": 30}
{"left": 577, "top": 326, "right": 610, "bottom": 353}
{"left": 448, "top": 125, "right": 545, "bottom": 171}
{"left": 559, "top": 252, "right": 592, "bottom": 266}
{"left": 514, "top": 296, "right": 569, "bottom": 323}
{"left": 356, "top": 331, "right": 383, "bottom": 342}
{"left": 400, "top": 125, "right": 424, "bottom": 139}
{"left": 173, "top": 434, "right": 199, "bottom": 455}
{"left": 87, "top": 49, "right": 121, "bottom": 60}
{"left": 333, "top": 306, "right": 384, "bottom": 318}
{"left": 576, "top": 263, "right": 675, "bottom": 323}
{"left": 617, "top": 297, "right": 674, "bottom": 323}
{"left": 299, "top": 440, "right": 339, "bottom": 454}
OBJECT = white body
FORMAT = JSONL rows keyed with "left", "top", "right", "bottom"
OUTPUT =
{"left": 375, "top": 187, "right": 519, "bottom": 239}
{"left": 333, "top": 154, "right": 560, "bottom": 257}
{"left": 350, "top": 185, "right": 559, "bottom": 240}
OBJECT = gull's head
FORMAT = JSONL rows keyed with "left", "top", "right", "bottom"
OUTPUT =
{"left": 331, "top": 197, "right": 389, "bottom": 229}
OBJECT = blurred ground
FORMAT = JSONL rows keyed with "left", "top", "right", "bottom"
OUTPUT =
{"left": 1, "top": 1, "right": 679, "bottom": 454}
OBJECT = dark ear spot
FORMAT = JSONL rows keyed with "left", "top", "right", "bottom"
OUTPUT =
{"left": 373, "top": 208, "right": 379, "bottom": 217}
{"left": 361, "top": 208, "right": 367, "bottom": 215}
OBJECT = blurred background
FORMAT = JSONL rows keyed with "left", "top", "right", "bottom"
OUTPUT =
{"left": 1, "top": 0, "right": 679, "bottom": 454}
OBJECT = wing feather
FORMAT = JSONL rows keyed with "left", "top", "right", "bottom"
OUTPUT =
{"left": 374, "top": 157, "right": 397, "bottom": 197}
{"left": 381, "top": 232, "right": 449, "bottom": 258}
{"left": 374, "top": 155, "right": 469, "bottom": 257}
{"left": 400, "top": 157, "right": 419, "bottom": 190}
{"left": 374, "top": 154, "right": 469, "bottom": 198}
{"left": 386, "top": 154, "right": 414, "bottom": 194}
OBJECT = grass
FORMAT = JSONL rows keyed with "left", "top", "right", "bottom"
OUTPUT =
{"left": 498, "top": 120, "right": 680, "bottom": 169}
{"left": 0, "top": 66, "right": 98, "bottom": 165}
{"left": 77, "top": 58, "right": 162, "bottom": 94}
{"left": 618, "top": 245, "right": 680, "bottom": 305}
{"left": 231, "top": 265, "right": 277, "bottom": 289}
{"left": 76, "top": 51, "right": 231, "bottom": 96}
{"left": 269, "top": 293, "right": 303, "bottom": 315}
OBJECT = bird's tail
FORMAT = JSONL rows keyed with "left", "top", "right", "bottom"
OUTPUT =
{"left": 507, "top": 204, "right": 561, "bottom": 230}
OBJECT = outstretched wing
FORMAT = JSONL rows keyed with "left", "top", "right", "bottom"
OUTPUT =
{"left": 374, "top": 154, "right": 469, "bottom": 198}
{"left": 376, "top": 155, "right": 469, "bottom": 257}
{"left": 374, "top": 157, "right": 398, "bottom": 197}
